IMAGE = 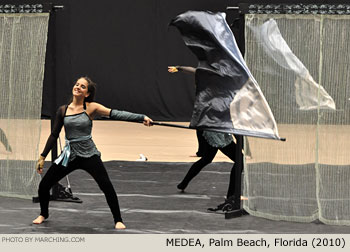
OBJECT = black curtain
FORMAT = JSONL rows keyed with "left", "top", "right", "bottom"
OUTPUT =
{"left": 67, "top": 0, "right": 230, "bottom": 121}
{"left": 1, "top": 0, "right": 347, "bottom": 120}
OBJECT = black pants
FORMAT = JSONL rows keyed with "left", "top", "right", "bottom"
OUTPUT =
{"left": 180, "top": 140, "right": 238, "bottom": 198}
{"left": 38, "top": 155, "right": 122, "bottom": 223}
{"left": 195, "top": 129, "right": 206, "bottom": 157}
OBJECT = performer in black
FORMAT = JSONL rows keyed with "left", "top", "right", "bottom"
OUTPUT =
{"left": 195, "top": 129, "right": 205, "bottom": 157}
{"left": 33, "top": 76, "right": 153, "bottom": 229}
{"left": 168, "top": 66, "right": 240, "bottom": 212}
{"left": 167, "top": 66, "right": 206, "bottom": 157}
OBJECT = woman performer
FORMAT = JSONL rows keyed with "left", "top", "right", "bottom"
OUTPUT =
{"left": 168, "top": 66, "right": 239, "bottom": 211}
{"left": 33, "top": 76, "right": 153, "bottom": 229}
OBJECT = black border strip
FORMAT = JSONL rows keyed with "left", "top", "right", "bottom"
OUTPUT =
{"left": 236, "top": 3, "right": 350, "bottom": 15}
{"left": 0, "top": 3, "right": 60, "bottom": 13}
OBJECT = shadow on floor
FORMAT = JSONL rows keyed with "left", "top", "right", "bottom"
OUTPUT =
{"left": 1, "top": 161, "right": 349, "bottom": 234}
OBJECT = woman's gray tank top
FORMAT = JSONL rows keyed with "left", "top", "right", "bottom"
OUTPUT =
{"left": 64, "top": 112, "right": 100, "bottom": 161}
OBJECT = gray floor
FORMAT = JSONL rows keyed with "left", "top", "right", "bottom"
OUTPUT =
{"left": 1, "top": 161, "right": 350, "bottom": 234}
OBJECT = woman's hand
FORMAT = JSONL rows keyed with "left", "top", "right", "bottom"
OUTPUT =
{"left": 143, "top": 116, "right": 153, "bottom": 127}
{"left": 168, "top": 66, "right": 195, "bottom": 74}
{"left": 168, "top": 66, "right": 179, "bottom": 73}
{"left": 36, "top": 155, "right": 45, "bottom": 174}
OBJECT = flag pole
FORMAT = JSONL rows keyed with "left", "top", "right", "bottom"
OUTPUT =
{"left": 151, "top": 121, "right": 192, "bottom": 129}
{"left": 132, "top": 121, "right": 286, "bottom": 141}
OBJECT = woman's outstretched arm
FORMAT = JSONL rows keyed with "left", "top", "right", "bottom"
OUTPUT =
{"left": 87, "top": 102, "right": 153, "bottom": 126}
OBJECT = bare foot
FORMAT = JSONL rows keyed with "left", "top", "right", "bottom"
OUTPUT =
{"left": 32, "top": 215, "right": 45, "bottom": 224}
{"left": 115, "top": 222, "right": 126, "bottom": 230}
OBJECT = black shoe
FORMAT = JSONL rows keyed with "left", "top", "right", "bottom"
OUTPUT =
{"left": 207, "top": 196, "right": 240, "bottom": 213}
{"left": 51, "top": 184, "right": 83, "bottom": 203}
{"left": 58, "top": 187, "right": 74, "bottom": 199}
{"left": 207, "top": 201, "right": 227, "bottom": 212}
{"left": 177, "top": 182, "right": 186, "bottom": 192}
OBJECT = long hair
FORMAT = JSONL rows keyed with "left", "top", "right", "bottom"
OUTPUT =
{"left": 82, "top": 76, "right": 97, "bottom": 102}
{"left": 68, "top": 76, "right": 97, "bottom": 107}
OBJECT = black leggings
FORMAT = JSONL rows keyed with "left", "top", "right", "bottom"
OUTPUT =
{"left": 195, "top": 129, "right": 206, "bottom": 157}
{"left": 180, "top": 141, "right": 237, "bottom": 198}
{"left": 38, "top": 155, "right": 122, "bottom": 223}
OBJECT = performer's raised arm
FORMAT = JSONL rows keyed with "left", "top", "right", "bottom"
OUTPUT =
{"left": 168, "top": 65, "right": 196, "bottom": 74}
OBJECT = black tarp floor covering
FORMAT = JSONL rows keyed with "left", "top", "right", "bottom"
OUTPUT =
{"left": 1, "top": 161, "right": 349, "bottom": 234}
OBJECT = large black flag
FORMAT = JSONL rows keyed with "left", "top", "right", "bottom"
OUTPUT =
{"left": 170, "top": 11, "right": 282, "bottom": 140}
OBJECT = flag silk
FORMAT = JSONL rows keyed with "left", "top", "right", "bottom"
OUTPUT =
{"left": 170, "top": 11, "right": 282, "bottom": 140}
